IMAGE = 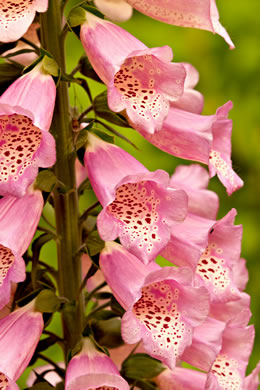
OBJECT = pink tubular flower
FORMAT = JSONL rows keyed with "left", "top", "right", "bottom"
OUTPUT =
{"left": 0, "top": 0, "right": 48, "bottom": 43}
{"left": 80, "top": 11, "right": 187, "bottom": 134}
{"left": 85, "top": 133, "right": 188, "bottom": 264}
{"left": 0, "top": 300, "right": 44, "bottom": 380}
{"left": 141, "top": 101, "right": 243, "bottom": 195}
{"left": 155, "top": 367, "right": 207, "bottom": 390}
{"left": 0, "top": 372, "right": 19, "bottom": 389}
{"left": 65, "top": 337, "right": 129, "bottom": 390}
{"left": 126, "top": 0, "right": 234, "bottom": 48}
{"left": 0, "top": 187, "right": 43, "bottom": 309}
{"left": 206, "top": 320, "right": 255, "bottom": 389}
{"left": 0, "top": 62, "right": 56, "bottom": 197}
{"left": 100, "top": 242, "right": 210, "bottom": 369}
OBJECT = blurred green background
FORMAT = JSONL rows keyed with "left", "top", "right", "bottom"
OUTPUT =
{"left": 16, "top": 0, "right": 260, "bottom": 386}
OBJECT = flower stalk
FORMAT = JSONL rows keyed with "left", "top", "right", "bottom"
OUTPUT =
{"left": 40, "top": 0, "right": 84, "bottom": 357}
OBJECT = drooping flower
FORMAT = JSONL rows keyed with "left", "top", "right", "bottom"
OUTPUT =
{"left": 0, "top": 187, "right": 43, "bottom": 309}
{"left": 0, "top": 62, "right": 56, "bottom": 197}
{"left": 126, "top": 0, "right": 234, "bottom": 48}
{"left": 80, "top": 11, "right": 187, "bottom": 134}
{"left": 141, "top": 101, "right": 243, "bottom": 195}
{"left": 65, "top": 337, "right": 129, "bottom": 390}
{"left": 0, "top": 0, "right": 48, "bottom": 43}
{"left": 0, "top": 300, "right": 44, "bottom": 380}
{"left": 100, "top": 241, "right": 210, "bottom": 369}
{"left": 0, "top": 372, "right": 19, "bottom": 390}
{"left": 85, "top": 133, "right": 188, "bottom": 264}
{"left": 206, "top": 320, "right": 255, "bottom": 389}
{"left": 163, "top": 209, "right": 243, "bottom": 304}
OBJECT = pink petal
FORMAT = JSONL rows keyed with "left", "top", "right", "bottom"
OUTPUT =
{"left": 122, "top": 266, "right": 210, "bottom": 369}
{"left": 0, "top": 63, "right": 56, "bottom": 131}
{"left": 98, "top": 171, "right": 188, "bottom": 264}
{"left": 195, "top": 209, "right": 243, "bottom": 303}
{"left": 244, "top": 361, "right": 260, "bottom": 390}
{"left": 0, "top": 113, "right": 56, "bottom": 197}
{"left": 127, "top": 0, "right": 234, "bottom": 48}
{"left": 171, "top": 63, "right": 204, "bottom": 114}
{"left": 0, "top": 372, "right": 19, "bottom": 390}
{"left": 65, "top": 338, "right": 129, "bottom": 390}
{"left": 155, "top": 367, "right": 207, "bottom": 390}
{"left": 232, "top": 258, "right": 249, "bottom": 291}
{"left": 94, "top": 0, "right": 133, "bottom": 22}
{"left": 170, "top": 164, "right": 219, "bottom": 219}
{"left": 80, "top": 11, "right": 146, "bottom": 85}
{"left": 181, "top": 317, "right": 225, "bottom": 371}
{"left": 108, "top": 49, "right": 186, "bottom": 134}
{"left": 0, "top": 245, "right": 25, "bottom": 310}
{"left": 0, "top": 300, "right": 44, "bottom": 380}
{"left": 210, "top": 292, "right": 251, "bottom": 323}
{"left": 0, "top": 188, "right": 43, "bottom": 254}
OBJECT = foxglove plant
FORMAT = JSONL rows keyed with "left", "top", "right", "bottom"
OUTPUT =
{"left": 0, "top": 0, "right": 258, "bottom": 389}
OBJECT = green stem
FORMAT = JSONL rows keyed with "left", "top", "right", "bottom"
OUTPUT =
{"left": 40, "top": 0, "right": 84, "bottom": 357}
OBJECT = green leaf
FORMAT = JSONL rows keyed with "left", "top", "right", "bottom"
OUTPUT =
{"left": 78, "top": 178, "right": 92, "bottom": 195}
{"left": 93, "top": 292, "right": 113, "bottom": 300}
{"left": 35, "top": 290, "right": 62, "bottom": 313}
{"left": 31, "top": 233, "right": 54, "bottom": 289}
{"left": 86, "top": 230, "right": 105, "bottom": 256}
{"left": 35, "top": 170, "right": 57, "bottom": 192}
{"left": 94, "top": 91, "right": 131, "bottom": 128}
{"left": 34, "top": 335, "right": 59, "bottom": 354}
{"left": 42, "top": 55, "right": 59, "bottom": 77}
{"left": 93, "top": 129, "right": 114, "bottom": 144}
{"left": 92, "top": 310, "right": 118, "bottom": 321}
{"left": 97, "top": 120, "right": 138, "bottom": 150}
{"left": 68, "top": 7, "right": 87, "bottom": 27}
{"left": 121, "top": 354, "right": 166, "bottom": 380}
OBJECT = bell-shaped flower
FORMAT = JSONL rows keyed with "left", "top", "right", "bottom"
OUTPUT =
{"left": 0, "top": 0, "right": 48, "bottom": 43}
{"left": 163, "top": 209, "right": 243, "bottom": 304}
{"left": 65, "top": 337, "right": 129, "bottom": 389}
{"left": 100, "top": 242, "right": 210, "bottom": 369}
{"left": 0, "top": 62, "right": 56, "bottom": 197}
{"left": 0, "top": 300, "right": 44, "bottom": 380}
{"left": 155, "top": 367, "right": 207, "bottom": 390}
{"left": 94, "top": 0, "right": 133, "bottom": 22}
{"left": 0, "top": 372, "right": 19, "bottom": 389}
{"left": 141, "top": 101, "right": 243, "bottom": 195}
{"left": 0, "top": 187, "right": 43, "bottom": 309}
{"left": 85, "top": 133, "right": 188, "bottom": 264}
{"left": 205, "top": 318, "right": 255, "bottom": 389}
{"left": 80, "top": 12, "right": 187, "bottom": 134}
{"left": 126, "top": 0, "right": 234, "bottom": 48}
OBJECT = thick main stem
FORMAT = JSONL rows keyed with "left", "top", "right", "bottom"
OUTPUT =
{"left": 40, "top": 0, "right": 84, "bottom": 356}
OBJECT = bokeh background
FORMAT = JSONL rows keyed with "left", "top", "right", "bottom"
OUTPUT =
{"left": 17, "top": 0, "right": 260, "bottom": 386}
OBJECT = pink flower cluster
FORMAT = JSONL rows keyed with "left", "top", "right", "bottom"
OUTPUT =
{"left": 0, "top": 0, "right": 258, "bottom": 389}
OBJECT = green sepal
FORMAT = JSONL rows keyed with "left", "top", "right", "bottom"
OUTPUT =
{"left": 42, "top": 55, "right": 59, "bottom": 77}
{"left": 0, "top": 41, "right": 17, "bottom": 55}
{"left": 75, "top": 120, "right": 94, "bottom": 151}
{"left": 78, "top": 56, "right": 103, "bottom": 83}
{"left": 121, "top": 353, "right": 166, "bottom": 380}
{"left": 34, "top": 170, "right": 57, "bottom": 192}
{"left": 92, "top": 129, "right": 115, "bottom": 144}
{"left": 81, "top": 5, "right": 104, "bottom": 19}
{"left": 110, "top": 296, "right": 126, "bottom": 317}
{"left": 68, "top": 7, "right": 87, "bottom": 27}
{"left": 86, "top": 230, "right": 105, "bottom": 256}
{"left": 0, "top": 62, "right": 23, "bottom": 94}
{"left": 35, "top": 289, "right": 62, "bottom": 313}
